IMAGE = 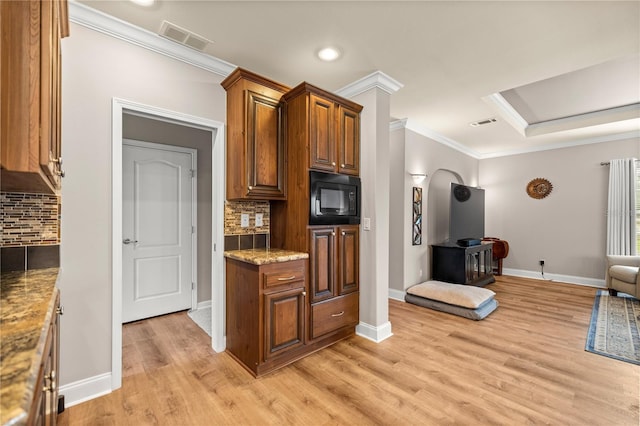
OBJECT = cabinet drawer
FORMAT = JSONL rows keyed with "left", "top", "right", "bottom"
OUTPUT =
{"left": 263, "top": 261, "right": 306, "bottom": 290}
{"left": 311, "top": 292, "right": 358, "bottom": 339}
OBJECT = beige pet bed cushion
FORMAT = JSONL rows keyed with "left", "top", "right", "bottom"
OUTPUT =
{"left": 406, "top": 280, "right": 495, "bottom": 309}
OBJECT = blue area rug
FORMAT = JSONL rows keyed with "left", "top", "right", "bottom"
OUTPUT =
{"left": 585, "top": 290, "right": 640, "bottom": 365}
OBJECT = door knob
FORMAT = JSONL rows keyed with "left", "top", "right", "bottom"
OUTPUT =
{"left": 123, "top": 238, "right": 139, "bottom": 245}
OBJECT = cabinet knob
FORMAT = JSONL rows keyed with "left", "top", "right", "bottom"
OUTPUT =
{"left": 331, "top": 162, "right": 336, "bottom": 166}
{"left": 341, "top": 164, "right": 345, "bottom": 168}
{"left": 248, "top": 186, "right": 253, "bottom": 190}
{"left": 302, "top": 291, "right": 306, "bottom": 296}
{"left": 331, "top": 232, "right": 335, "bottom": 236}
{"left": 341, "top": 231, "right": 346, "bottom": 236}
{"left": 56, "top": 305, "right": 64, "bottom": 315}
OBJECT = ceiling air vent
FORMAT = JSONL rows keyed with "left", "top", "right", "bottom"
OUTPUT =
{"left": 159, "top": 21, "right": 213, "bottom": 52}
{"left": 469, "top": 117, "right": 497, "bottom": 127}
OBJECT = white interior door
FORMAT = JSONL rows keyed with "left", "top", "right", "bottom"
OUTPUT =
{"left": 122, "top": 140, "right": 195, "bottom": 323}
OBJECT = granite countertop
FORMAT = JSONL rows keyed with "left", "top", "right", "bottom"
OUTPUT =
{"left": 224, "top": 248, "right": 308, "bottom": 265}
{"left": 1, "top": 268, "right": 60, "bottom": 426}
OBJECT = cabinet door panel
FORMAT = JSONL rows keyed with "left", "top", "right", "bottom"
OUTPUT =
{"left": 337, "top": 106, "right": 360, "bottom": 176}
{"left": 264, "top": 287, "right": 305, "bottom": 360}
{"left": 309, "top": 95, "right": 335, "bottom": 172}
{"left": 247, "top": 91, "right": 285, "bottom": 197}
{"left": 338, "top": 225, "right": 359, "bottom": 295}
{"left": 309, "top": 227, "right": 336, "bottom": 302}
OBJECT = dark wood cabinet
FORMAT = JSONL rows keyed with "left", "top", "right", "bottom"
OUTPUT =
{"left": 226, "top": 258, "right": 308, "bottom": 376}
{"left": 28, "top": 289, "right": 61, "bottom": 426}
{"left": 307, "top": 225, "right": 359, "bottom": 341}
{"left": 0, "top": 0, "right": 69, "bottom": 194}
{"left": 337, "top": 105, "right": 361, "bottom": 176}
{"left": 337, "top": 225, "right": 359, "bottom": 295}
{"left": 221, "top": 68, "right": 289, "bottom": 200}
{"left": 308, "top": 227, "right": 337, "bottom": 303}
{"left": 283, "top": 82, "right": 362, "bottom": 175}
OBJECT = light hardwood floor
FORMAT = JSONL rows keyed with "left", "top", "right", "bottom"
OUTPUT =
{"left": 59, "top": 276, "right": 640, "bottom": 425}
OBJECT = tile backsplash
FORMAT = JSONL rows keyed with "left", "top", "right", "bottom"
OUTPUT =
{"left": 224, "top": 200, "right": 270, "bottom": 250}
{"left": 224, "top": 200, "right": 270, "bottom": 235}
{"left": 1, "top": 192, "right": 60, "bottom": 247}
{"left": 1, "top": 192, "right": 61, "bottom": 272}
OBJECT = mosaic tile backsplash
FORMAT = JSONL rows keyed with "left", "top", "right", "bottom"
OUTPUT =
{"left": 1, "top": 192, "right": 60, "bottom": 247}
{"left": 224, "top": 200, "right": 270, "bottom": 235}
{"left": 224, "top": 200, "right": 270, "bottom": 251}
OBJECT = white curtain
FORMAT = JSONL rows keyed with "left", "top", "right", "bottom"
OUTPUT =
{"left": 606, "top": 158, "right": 637, "bottom": 255}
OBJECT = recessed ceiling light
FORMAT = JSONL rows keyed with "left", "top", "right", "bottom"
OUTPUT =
{"left": 317, "top": 47, "right": 341, "bottom": 62}
{"left": 130, "top": 0, "right": 155, "bottom": 6}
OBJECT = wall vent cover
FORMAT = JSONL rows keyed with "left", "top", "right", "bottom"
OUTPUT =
{"left": 159, "top": 21, "right": 213, "bottom": 52}
{"left": 469, "top": 117, "right": 497, "bottom": 127}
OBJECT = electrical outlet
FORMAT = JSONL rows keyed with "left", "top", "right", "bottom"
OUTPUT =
{"left": 255, "top": 213, "right": 263, "bottom": 227}
{"left": 539, "top": 259, "right": 545, "bottom": 266}
{"left": 363, "top": 217, "right": 371, "bottom": 231}
{"left": 240, "top": 213, "right": 249, "bottom": 228}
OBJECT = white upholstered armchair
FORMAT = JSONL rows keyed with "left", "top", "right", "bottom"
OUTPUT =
{"left": 605, "top": 255, "right": 640, "bottom": 299}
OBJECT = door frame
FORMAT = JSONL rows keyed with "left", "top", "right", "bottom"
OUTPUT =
{"left": 122, "top": 139, "right": 198, "bottom": 314}
{"left": 111, "top": 98, "right": 225, "bottom": 390}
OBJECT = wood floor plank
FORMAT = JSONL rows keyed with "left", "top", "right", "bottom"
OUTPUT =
{"left": 59, "top": 275, "right": 640, "bottom": 425}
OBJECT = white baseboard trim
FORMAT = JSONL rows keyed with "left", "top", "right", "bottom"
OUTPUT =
{"left": 502, "top": 268, "right": 605, "bottom": 288}
{"left": 356, "top": 321, "right": 393, "bottom": 343}
{"left": 59, "top": 372, "right": 112, "bottom": 408}
{"left": 195, "top": 300, "right": 212, "bottom": 310}
{"left": 388, "top": 288, "right": 406, "bottom": 302}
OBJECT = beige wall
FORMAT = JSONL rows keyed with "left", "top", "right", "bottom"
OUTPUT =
{"left": 389, "top": 128, "right": 479, "bottom": 292}
{"left": 480, "top": 137, "right": 640, "bottom": 281}
{"left": 60, "top": 23, "right": 225, "bottom": 387}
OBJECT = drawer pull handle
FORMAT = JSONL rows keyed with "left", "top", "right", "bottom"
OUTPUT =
{"left": 331, "top": 311, "right": 345, "bottom": 317}
{"left": 277, "top": 275, "right": 296, "bottom": 281}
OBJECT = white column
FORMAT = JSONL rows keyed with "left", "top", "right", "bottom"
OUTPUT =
{"left": 337, "top": 72, "right": 403, "bottom": 342}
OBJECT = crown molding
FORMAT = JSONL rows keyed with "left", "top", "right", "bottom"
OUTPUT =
{"left": 479, "top": 130, "right": 640, "bottom": 159}
{"left": 68, "top": 1, "right": 236, "bottom": 77}
{"left": 482, "top": 93, "right": 528, "bottom": 136}
{"left": 389, "top": 119, "right": 408, "bottom": 132}
{"left": 403, "top": 119, "right": 483, "bottom": 159}
{"left": 336, "top": 71, "right": 404, "bottom": 98}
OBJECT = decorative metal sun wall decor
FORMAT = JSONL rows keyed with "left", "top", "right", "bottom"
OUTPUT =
{"left": 412, "top": 187, "right": 422, "bottom": 245}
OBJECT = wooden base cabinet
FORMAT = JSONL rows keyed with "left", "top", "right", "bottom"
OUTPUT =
{"left": 226, "top": 258, "right": 307, "bottom": 376}
{"left": 29, "top": 289, "right": 61, "bottom": 426}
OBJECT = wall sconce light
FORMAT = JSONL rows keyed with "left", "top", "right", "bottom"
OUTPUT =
{"left": 410, "top": 173, "right": 427, "bottom": 184}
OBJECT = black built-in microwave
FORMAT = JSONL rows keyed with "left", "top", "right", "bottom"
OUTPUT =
{"left": 309, "top": 171, "right": 361, "bottom": 225}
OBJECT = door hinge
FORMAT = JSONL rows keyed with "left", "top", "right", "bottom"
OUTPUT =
{"left": 192, "top": 226, "right": 196, "bottom": 234}
{"left": 213, "top": 243, "right": 216, "bottom": 252}
{"left": 191, "top": 282, "right": 195, "bottom": 290}
{"left": 191, "top": 169, "right": 196, "bottom": 178}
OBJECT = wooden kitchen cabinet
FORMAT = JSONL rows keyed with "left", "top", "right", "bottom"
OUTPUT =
{"left": 221, "top": 68, "right": 289, "bottom": 200}
{"left": 28, "top": 290, "right": 61, "bottom": 426}
{"left": 225, "top": 258, "right": 307, "bottom": 376}
{"left": 284, "top": 82, "right": 362, "bottom": 175}
{"left": 307, "top": 225, "right": 359, "bottom": 340}
{"left": 1, "top": 0, "right": 69, "bottom": 194}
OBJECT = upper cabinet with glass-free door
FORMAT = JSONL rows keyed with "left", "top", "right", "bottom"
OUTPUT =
{"left": 221, "top": 68, "right": 290, "bottom": 200}
{"left": 284, "top": 82, "right": 363, "bottom": 176}
{"left": 0, "top": 0, "right": 69, "bottom": 194}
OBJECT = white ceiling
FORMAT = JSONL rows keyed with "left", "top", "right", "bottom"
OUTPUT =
{"left": 75, "top": 0, "right": 640, "bottom": 158}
